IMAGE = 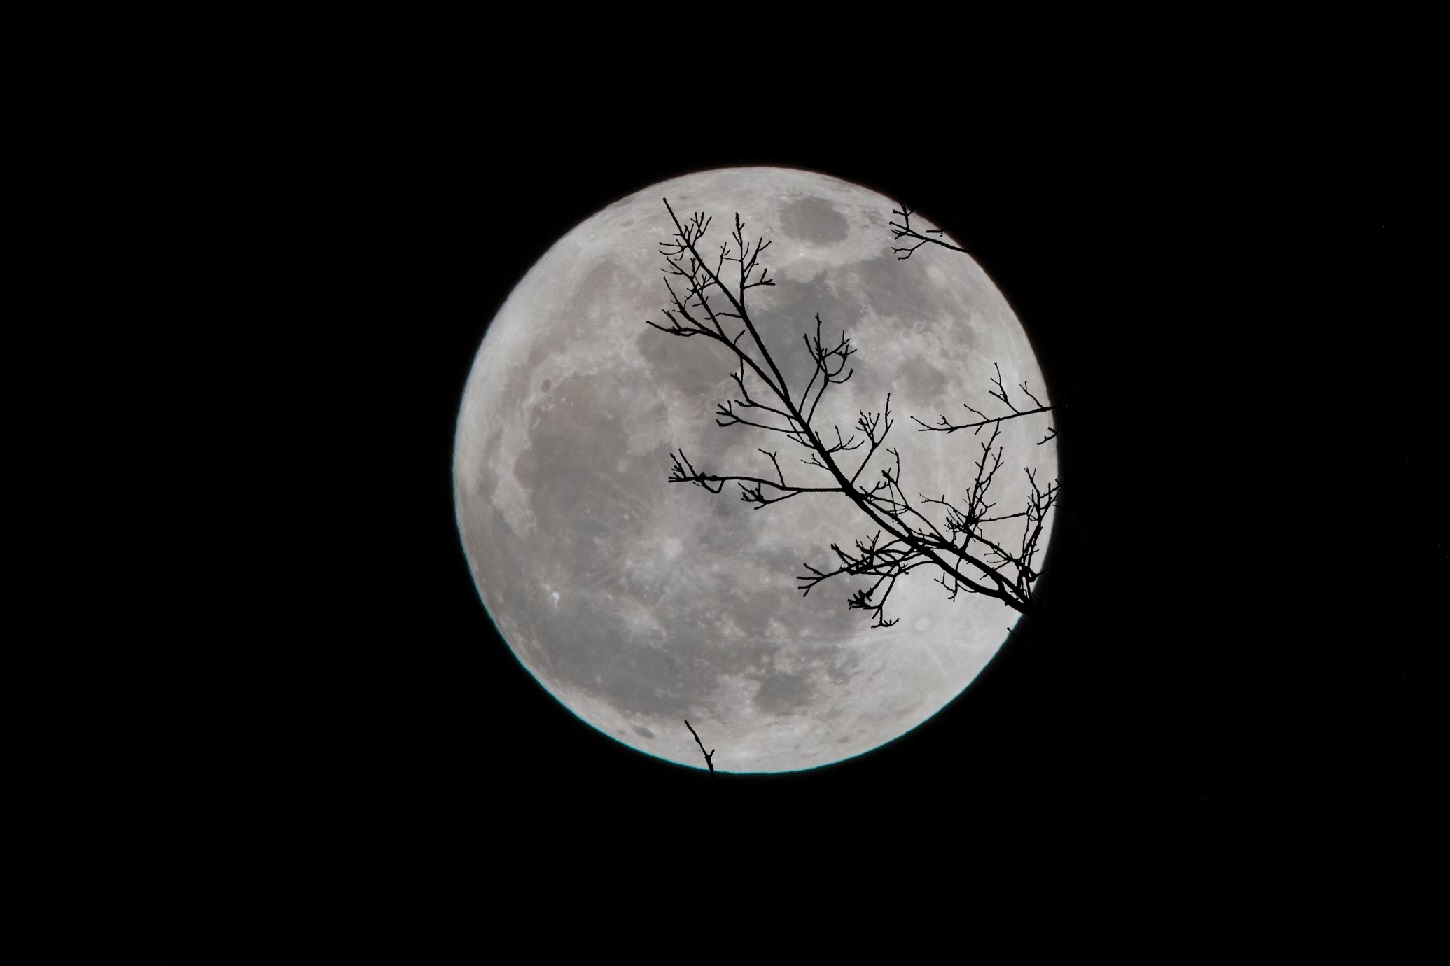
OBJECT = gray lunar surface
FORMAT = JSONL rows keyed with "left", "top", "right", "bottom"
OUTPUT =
{"left": 453, "top": 167, "right": 1055, "bottom": 772}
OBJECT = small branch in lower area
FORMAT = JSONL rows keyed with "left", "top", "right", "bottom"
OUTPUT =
{"left": 685, "top": 719, "right": 715, "bottom": 773}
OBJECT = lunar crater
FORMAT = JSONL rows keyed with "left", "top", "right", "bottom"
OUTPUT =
{"left": 780, "top": 195, "right": 850, "bottom": 245}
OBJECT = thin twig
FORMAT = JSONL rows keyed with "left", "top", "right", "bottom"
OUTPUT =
{"left": 888, "top": 204, "right": 969, "bottom": 260}
{"left": 684, "top": 719, "right": 715, "bottom": 773}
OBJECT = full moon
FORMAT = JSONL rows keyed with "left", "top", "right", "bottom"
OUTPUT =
{"left": 454, "top": 167, "right": 1055, "bottom": 773}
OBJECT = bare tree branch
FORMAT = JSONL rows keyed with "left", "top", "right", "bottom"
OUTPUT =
{"left": 889, "top": 204, "right": 970, "bottom": 260}
{"left": 912, "top": 363, "right": 1055, "bottom": 435}
{"left": 647, "top": 199, "right": 1058, "bottom": 626}
{"left": 684, "top": 719, "right": 715, "bottom": 773}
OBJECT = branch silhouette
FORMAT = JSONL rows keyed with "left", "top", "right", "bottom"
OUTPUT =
{"left": 647, "top": 198, "right": 1058, "bottom": 627}
{"left": 888, "top": 205, "right": 970, "bottom": 260}
{"left": 684, "top": 719, "right": 715, "bottom": 773}
{"left": 911, "top": 362, "right": 1057, "bottom": 446}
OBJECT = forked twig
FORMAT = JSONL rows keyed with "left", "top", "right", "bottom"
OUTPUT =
{"left": 684, "top": 719, "right": 715, "bottom": 773}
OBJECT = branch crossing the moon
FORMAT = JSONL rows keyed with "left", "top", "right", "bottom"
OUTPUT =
{"left": 684, "top": 719, "right": 715, "bottom": 773}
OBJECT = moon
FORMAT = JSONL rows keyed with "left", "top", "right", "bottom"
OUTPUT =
{"left": 453, "top": 167, "right": 1055, "bottom": 773}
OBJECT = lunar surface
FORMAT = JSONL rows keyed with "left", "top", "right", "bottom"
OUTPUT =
{"left": 453, "top": 168, "right": 1055, "bottom": 772}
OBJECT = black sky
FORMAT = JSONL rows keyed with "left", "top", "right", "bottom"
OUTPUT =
{"left": 188, "top": 63, "right": 1438, "bottom": 895}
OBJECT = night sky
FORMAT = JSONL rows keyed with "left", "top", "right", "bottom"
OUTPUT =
{"left": 174, "top": 60, "right": 1435, "bottom": 902}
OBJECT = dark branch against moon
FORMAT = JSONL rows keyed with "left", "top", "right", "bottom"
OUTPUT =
{"left": 888, "top": 204, "right": 970, "bottom": 260}
{"left": 684, "top": 719, "right": 715, "bottom": 773}
{"left": 647, "top": 199, "right": 1058, "bottom": 625}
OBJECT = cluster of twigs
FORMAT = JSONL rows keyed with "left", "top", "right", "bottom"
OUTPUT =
{"left": 913, "top": 362, "right": 1058, "bottom": 446}
{"left": 888, "top": 205, "right": 970, "bottom": 260}
{"left": 647, "top": 198, "right": 1058, "bottom": 627}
